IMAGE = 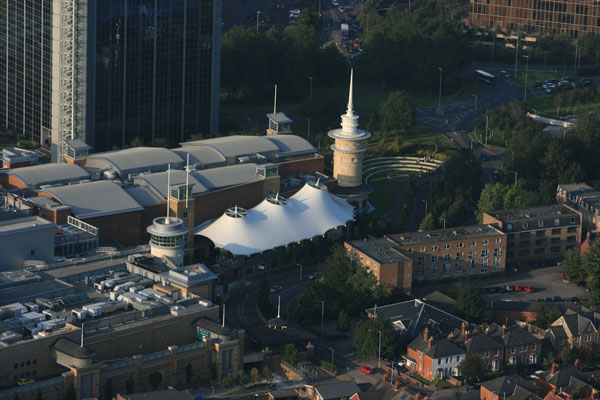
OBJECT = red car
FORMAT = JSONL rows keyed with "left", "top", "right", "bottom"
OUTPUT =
{"left": 524, "top": 286, "right": 536, "bottom": 293}
{"left": 361, "top": 365, "right": 375, "bottom": 374}
{"left": 513, "top": 284, "right": 523, "bottom": 292}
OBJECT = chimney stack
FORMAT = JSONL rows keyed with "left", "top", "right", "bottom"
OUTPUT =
{"left": 587, "top": 231, "right": 592, "bottom": 241}
{"left": 465, "top": 330, "right": 471, "bottom": 341}
{"left": 574, "top": 359, "right": 581, "bottom": 368}
{"left": 502, "top": 324, "right": 508, "bottom": 336}
{"left": 551, "top": 362, "right": 559, "bottom": 375}
{"left": 424, "top": 327, "right": 430, "bottom": 341}
{"left": 428, "top": 337, "right": 434, "bottom": 349}
{"left": 461, "top": 321, "right": 468, "bottom": 336}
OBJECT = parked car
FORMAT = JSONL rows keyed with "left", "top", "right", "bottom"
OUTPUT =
{"left": 480, "top": 153, "right": 488, "bottom": 161}
{"left": 546, "top": 78, "right": 558, "bottom": 85}
{"left": 546, "top": 297, "right": 553, "bottom": 302}
{"left": 513, "top": 285, "right": 523, "bottom": 292}
{"left": 338, "top": 5, "right": 345, "bottom": 12}
{"left": 361, "top": 365, "right": 375, "bottom": 374}
{"left": 289, "top": 8, "right": 301, "bottom": 15}
{"left": 577, "top": 281, "right": 587, "bottom": 287}
{"left": 553, "top": 296, "right": 563, "bottom": 302}
{"left": 270, "top": 285, "right": 282, "bottom": 294}
{"left": 18, "top": 379, "right": 35, "bottom": 386}
{"left": 532, "top": 81, "right": 544, "bottom": 88}
{"left": 331, "top": 0, "right": 340, "bottom": 5}
{"left": 499, "top": 70, "right": 511, "bottom": 78}
{"left": 581, "top": 78, "right": 593, "bottom": 87}
{"left": 505, "top": 285, "right": 514, "bottom": 292}
{"left": 524, "top": 286, "right": 536, "bottom": 293}
{"left": 308, "top": 272, "right": 320, "bottom": 280}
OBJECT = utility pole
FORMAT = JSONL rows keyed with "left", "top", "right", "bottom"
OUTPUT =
{"left": 523, "top": 55, "right": 529, "bottom": 102}
{"left": 309, "top": 76, "right": 313, "bottom": 99}
{"left": 514, "top": 33, "right": 519, "bottom": 79}
{"left": 307, "top": 118, "right": 311, "bottom": 140}
{"left": 544, "top": 51, "right": 547, "bottom": 72}
{"left": 437, "top": 67, "right": 443, "bottom": 115}
{"left": 485, "top": 114, "right": 489, "bottom": 146}
{"left": 491, "top": 35, "right": 495, "bottom": 65}
{"left": 315, "top": 300, "right": 325, "bottom": 338}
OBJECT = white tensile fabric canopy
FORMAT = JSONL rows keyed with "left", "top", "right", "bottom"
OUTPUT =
{"left": 194, "top": 182, "right": 354, "bottom": 256}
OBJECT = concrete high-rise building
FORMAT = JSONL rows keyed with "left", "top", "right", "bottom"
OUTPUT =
{"left": 0, "top": 0, "right": 222, "bottom": 162}
{"left": 328, "top": 69, "right": 372, "bottom": 211}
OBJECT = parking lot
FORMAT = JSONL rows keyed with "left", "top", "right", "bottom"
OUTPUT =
{"left": 414, "top": 265, "right": 589, "bottom": 305}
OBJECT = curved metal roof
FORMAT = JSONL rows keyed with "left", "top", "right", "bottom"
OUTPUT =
{"left": 264, "top": 135, "right": 317, "bottom": 157}
{"left": 181, "top": 136, "right": 279, "bottom": 158}
{"left": 134, "top": 170, "right": 210, "bottom": 198}
{"left": 85, "top": 147, "right": 184, "bottom": 176}
{"left": 192, "top": 164, "right": 261, "bottom": 190}
{"left": 171, "top": 147, "right": 227, "bottom": 169}
{"left": 39, "top": 181, "right": 144, "bottom": 219}
{"left": 5, "top": 164, "right": 89, "bottom": 188}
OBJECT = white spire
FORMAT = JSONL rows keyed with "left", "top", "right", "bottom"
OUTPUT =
{"left": 166, "top": 164, "right": 171, "bottom": 224}
{"left": 339, "top": 69, "right": 360, "bottom": 137}
{"left": 346, "top": 69, "right": 354, "bottom": 117}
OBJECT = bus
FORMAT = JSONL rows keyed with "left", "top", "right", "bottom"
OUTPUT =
{"left": 475, "top": 69, "right": 497, "bottom": 85}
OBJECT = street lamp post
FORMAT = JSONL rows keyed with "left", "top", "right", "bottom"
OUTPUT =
{"left": 441, "top": 218, "right": 446, "bottom": 229}
{"left": 523, "top": 55, "right": 529, "bottom": 101}
{"left": 256, "top": 11, "right": 262, "bottom": 32}
{"left": 330, "top": 347, "right": 335, "bottom": 366}
{"left": 369, "top": 329, "right": 382, "bottom": 370}
{"left": 309, "top": 76, "right": 313, "bottom": 99}
{"left": 508, "top": 170, "right": 518, "bottom": 186}
{"left": 211, "top": 386, "right": 215, "bottom": 398}
{"left": 437, "top": 67, "right": 443, "bottom": 115}
{"left": 423, "top": 199, "right": 428, "bottom": 216}
{"left": 514, "top": 33, "right": 519, "bottom": 79}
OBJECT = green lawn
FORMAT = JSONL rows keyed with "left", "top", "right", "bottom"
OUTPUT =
{"left": 492, "top": 69, "right": 568, "bottom": 87}
{"left": 411, "top": 374, "right": 454, "bottom": 388}
{"left": 469, "top": 116, "right": 507, "bottom": 148}
{"left": 368, "top": 174, "right": 408, "bottom": 213}
{"left": 525, "top": 93, "right": 600, "bottom": 117}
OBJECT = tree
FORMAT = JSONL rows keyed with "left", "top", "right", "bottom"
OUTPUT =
{"left": 222, "top": 373, "right": 236, "bottom": 388}
{"left": 455, "top": 282, "right": 485, "bottom": 322}
{"left": 250, "top": 367, "right": 261, "bottom": 383}
{"left": 282, "top": 343, "right": 299, "bottom": 365}
{"left": 353, "top": 317, "right": 402, "bottom": 359}
{"left": 563, "top": 249, "right": 585, "bottom": 282}
{"left": 582, "top": 240, "right": 600, "bottom": 305}
{"left": 237, "top": 370, "right": 250, "bottom": 387}
{"left": 337, "top": 309, "right": 350, "bottom": 332}
{"left": 534, "top": 304, "right": 561, "bottom": 329}
{"left": 186, "top": 362, "right": 194, "bottom": 384}
{"left": 128, "top": 137, "right": 145, "bottom": 148}
{"left": 460, "top": 355, "right": 483, "bottom": 384}
{"left": 420, "top": 212, "right": 437, "bottom": 231}
{"left": 379, "top": 91, "right": 415, "bottom": 133}
{"left": 149, "top": 372, "right": 163, "bottom": 391}
{"left": 261, "top": 366, "right": 274, "bottom": 383}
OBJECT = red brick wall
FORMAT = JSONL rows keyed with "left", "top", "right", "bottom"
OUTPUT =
{"left": 83, "top": 211, "right": 143, "bottom": 248}
{"left": 193, "top": 181, "right": 265, "bottom": 226}
{"left": 407, "top": 346, "right": 434, "bottom": 380}
{"left": 5, "top": 174, "right": 27, "bottom": 189}
{"left": 278, "top": 156, "right": 325, "bottom": 177}
{"left": 480, "top": 385, "right": 499, "bottom": 400}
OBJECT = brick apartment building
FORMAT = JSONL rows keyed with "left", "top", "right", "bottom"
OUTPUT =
{"left": 344, "top": 237, "right": 413, "bottom": 292}
{"left": 469, "top": 0, "right": 600, "bottom": 36}
{"left": 346, "top": 225, "right": 506, "bottom": 292}
{"left": 556, "top": 183, "right": 600, "bottom": 233}
{"left": 483, "top": 205, "right": 581, "bottom": 267}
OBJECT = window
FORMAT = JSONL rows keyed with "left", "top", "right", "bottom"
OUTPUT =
{"left": 551, "top": 247, "right": 561, "bottom": 253}
{"left": 457, "top": 242, "right": 464, "bottom": 248}
{"left": 430, "top": 273, "right": 438, "bottom": 279}
{"left": 520, "top": 232, "right": 530, "bottom": 238}
{"left": 495, "top": 238, "right": 502, "bottom": 244}
{"left": 418, "top": 351, "right": 422, "bottom": 358}
{"left": 469, "top": 251, "right": 476, "bottom": 259}
{"left": 535, "top": 248, "right": 545, "bottom": 255}
{"left": 511, "top": 347, "right": 516, "bottom": 354}
{"left": 494, "top": 257, "right": 501, "bottom": 266}
{"left": 535, "top": 239, "right": 545, "bottom": 246}
{"left": 520, "top": 241, "right": 530, "bottom": 247}
{"left": 456, "top": 252, "right": 464, "bottom": 260}
{"left": 538, "top": 220, "right": 544, "bottom": 228}
{"left": 536, "top": 230, "right": 545, "bottom": 237}
{"left": 481, "top": 249, "right": 489, "bottom": 258}
{"left": 552, "top": 228, "right": 561, "bottom": 235}
{"left": 529, "top": 354, "right": 538, "bottom": 364}
{"left": 367, "top": 260, "right": 371, "bottom": 265}
{"left": 567, "top": 236, "right": 577, "bottom": 242}
{"left": 554, "top": 218, "right": 560, "bottom": 226}
{"left": 30, "top": 249, "right": 36, "bottom": 256}
{"left": 446, "top": 357, "right": 449, "bottom": 363}
{"left": 438, "top": 359, "right": 442, "bottom": 365}
{"left": 531, "top": 343, "right": 536, "bottom": 350}
{"left": 507, "top": 233, "right": 514, "bottom": 240}
{"left": 431, "top": 255, "right": 438, "bottom": 263}
{"left": 523, "top": 222, "right": 528, "bottom": 229}
{"left": 482, "top": 240, "right": 489, "bottom": 245}
{"left": 432, "top": 245, "right": 439, "bottom": 251}
{"left": 567, "top": 227, "right": 577, "bottom": 233}
{"left": 571, "top": 217, "right": 576, "bottom": 224}
{"left": 456, "top": 356, "right": 460, "bottom": 362}
{"left": 444, "top": 254, "right": 451, "bottom": 261}
{"left": 507, "top": 223, "right": 513, "bottom": 231}
{"left": 470, "top": 241, "right": 476, "bottom": 247}
{"left": 445, "top": 244, "right": 451, "bottom": 249}
{"left": 360, "top": 256, "right": 364, "bottom": 261}
{"left": 585, "top": 334, "right": 592, "bottom": 342}
{"left": 419, "top": 247, "right": 426, "bottom": 253}
{"left": 182, "top": 211, "right": 188, "bottom": 218}
{"left": 373, "top": 264, "right": 378, "bottom": 270}
{"left": 406, "top": 248, "right": 413, "bottom": 254}
{"left": 520, "top": 345, "right": 526, "bottom": 353}
{"left": 418, "top": 256, "right": 425, "bottom": 264}
{"left": 455, "top": 270, "right": 463, "bottom": 276}
{"left": 494, "top": 350, "right": 499, "bottom": 357}
{"left": 493, "top": 248, "right": 502, "bottom": 256}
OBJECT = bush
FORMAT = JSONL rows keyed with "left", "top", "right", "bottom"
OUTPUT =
{"left": 320, "top": 360, "right": 337, "bottom": 373}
